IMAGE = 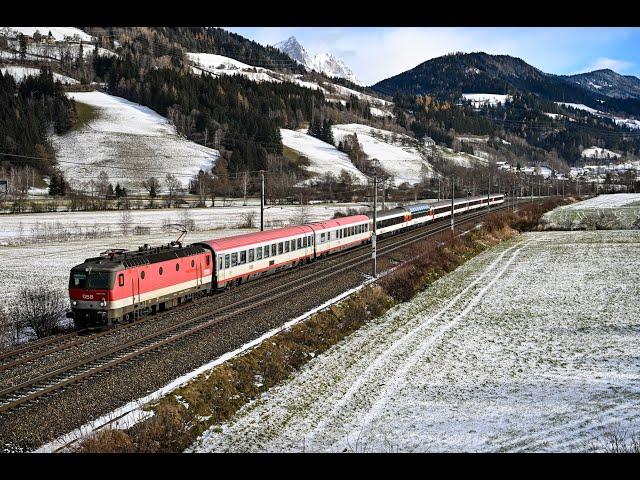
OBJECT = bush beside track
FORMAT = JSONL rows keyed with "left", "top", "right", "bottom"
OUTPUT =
{"left": 76, "top": 197, "right": 574, "bottom": 453}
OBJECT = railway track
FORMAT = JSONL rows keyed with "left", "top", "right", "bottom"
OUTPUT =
{"left": 0, "top": 201, "right": 532, "bottom": 415}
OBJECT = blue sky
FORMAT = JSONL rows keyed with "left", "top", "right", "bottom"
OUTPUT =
{"left": 227, "top": 27, "right": 640, "bottom": 85}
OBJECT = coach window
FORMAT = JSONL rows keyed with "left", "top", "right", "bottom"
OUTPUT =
{"left": 285, "top": 241, "right": 290, "bottom": 253}
{"left": 218, "top": 256, "right": 223, "bottom": 270}
{"left": 278, "top": 242, "right": 283, "bottom": 255}
{"left": 240, "top": 251, "right": 246, "bottom": 264}
{"left": 271, "top": 244, "right": 276, "bottom": 256}
{"left": 257, "top": 247, "right": 263, "bottom": 260}
{"left": 263, "top": 246, "right": 269, "bottom": 258}
{"left": 231, "top": 253, "right": 238, "bottom": 267}
{"left": 118, "top": 274, "right": 125, "bottom": 287}
{"left": 225, "top": 254, "right": 230, "bottom": 269}
{"left": 159, "top": 267, "right": 163, "bottom": 275}
{"left": 249, "top": 249, "right": 255, "bottom": 262}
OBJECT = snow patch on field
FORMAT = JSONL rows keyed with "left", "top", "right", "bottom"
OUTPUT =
{"left": 331, "top": 123, "right": 434, "bottom": 185}
{"left": 462, "top": 93, "right": 511, "bottom": 107}
{"left": 190, "top": 231, "right": 640, "bottom": 452}
{"left": 581, "top": 146, "right": 621, "bottom": 159}
{"left": 280, "top": 129, "right": 367, "bottom": 184}
{"left": 0, "top": 65, "right": 78, "bottom": 84}
{"left": 542, "top": 194, "right": 640, "bottom": 230}
{"left": 50, "top": 91, "right": 219, "bottom": 191}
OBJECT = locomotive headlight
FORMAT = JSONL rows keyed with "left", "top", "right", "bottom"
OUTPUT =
{"left": 72, "top": 300, "right": 78, "bottom": 307}
{"left": 100, "top": 300, "right": 106, "bottom": 308}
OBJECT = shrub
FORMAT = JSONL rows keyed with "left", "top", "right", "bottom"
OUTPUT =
{"left": 10, "top": 283, "right": 68, "bottom": 339}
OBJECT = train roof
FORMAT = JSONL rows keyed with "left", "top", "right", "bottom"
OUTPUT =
{"left": 430, "top": 194, "right": 503, "bottom": 209}
{"left": 196, "top": 224, "right": 314, "bottom": 252}
{"left": 402, "top": 203, "right": 431, "bottom": 214}
{"left": 73, "top": 244, "right": 206, "bottom": 271}
{"left": 305, "top": 214, "right": 369, "bottom": 231}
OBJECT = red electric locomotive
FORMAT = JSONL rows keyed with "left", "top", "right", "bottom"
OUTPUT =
{"left": 68, "top": 242, "right": 213, "bottom": 329}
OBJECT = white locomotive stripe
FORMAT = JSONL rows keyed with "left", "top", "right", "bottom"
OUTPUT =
{"left": 106, "top": 278, "right": 208, "bottom": 310}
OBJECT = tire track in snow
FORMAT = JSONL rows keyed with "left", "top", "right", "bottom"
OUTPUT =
{"left": 498, "top": 401, "right": 640, "bottom": 452}
{"left": 339, "top": 242, "right": 528, "bottom": 450}
{"left": 301, "top": 241, "right": 526, "bottom": 450}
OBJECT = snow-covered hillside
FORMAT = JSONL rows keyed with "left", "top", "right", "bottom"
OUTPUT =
{"left": 0, "top": 65, "right": 78, "bottom": 84}
{"left": 280, "top": 129, "right": 368, "bottom": 184}
{"left": 462, "top": 93, "right": 511, "bottom": 107}
{"left": 187, "top": 52, "right": 284, "bottom": 84}
{"left": 187, "top": 52, "right": 392, "bottom": 114}
{"left": 50, "top": 91, "right": 219, "bottom": 191}
{"left": 557, "top": 102, "right": 640, "bottom": 131}
{"left": 581, "top": 146, "right": 621, "bottom": 159}
{"left": 2, "top": 27, "right": 93, "bottom": 42}
{"left": 332, "top": 124, "right": 435, "bottom": 185}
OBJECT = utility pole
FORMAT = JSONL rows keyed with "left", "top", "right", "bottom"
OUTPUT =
{"left": 487, "top": 168, "right": 491, "bottom": 209}
{"left": 243, "top": 171, "right": 248, "bottom": 206}
{"left": 260, "top": 170, "right": 265, "bottom": 231}
{"left": 372, "top": 175, "right": 378, "bottom": 278}
{"left": 450, "top": 176, "right": 455, "bottom": 232}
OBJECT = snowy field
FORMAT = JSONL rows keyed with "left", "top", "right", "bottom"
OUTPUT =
{"left": 581, "top": 146, "right": 621, "bottom": 159}
{"left": 50, "top": 91, "right": 219, "bottom": 191}
{"left": 0, "top": 202, "right": 370, "bottom": 246}
{"left": 0, "top": 65, "right": 78, "bottom": 84}
{"left": 280, "top": 129, "right": 368, "bottom": 184}
{"left": 543, "top": 194, "right": 640, "bottom": 230}
{"left": 331, "top": 124, "right": 434, "bottom": 185}
{"left": 462, "top": 93, "right": 512, "bottom": 108}
{"left": 191, "top": 231, "right": 640, "bottom": 453}
{"left": 0, "top": 202, "right": 370, "bottom": 308}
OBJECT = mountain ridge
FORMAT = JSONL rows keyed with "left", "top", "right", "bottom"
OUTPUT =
{"left": 274, "top": 36, "right": 361, "bottom": 85}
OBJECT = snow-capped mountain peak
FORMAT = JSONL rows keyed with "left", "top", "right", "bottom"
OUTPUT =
{"left": 274, "top": 36, "right": 313, "bottom": 68}
{"left": 274, "top": 36, "right": 361, "bottom": 85}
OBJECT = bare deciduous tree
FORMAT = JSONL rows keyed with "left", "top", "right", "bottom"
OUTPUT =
{"left": 11, "top": 284, "right": 68, "bottom": 340}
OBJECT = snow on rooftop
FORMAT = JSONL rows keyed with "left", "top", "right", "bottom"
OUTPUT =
{"left": 331, "top": 124, "right": 434, "bottom": 186}
{"left": 50, "top": 91, "right": 219, "bottom": 191}
{"left": 280, "top": 128, "right": 367, "bottom": 184}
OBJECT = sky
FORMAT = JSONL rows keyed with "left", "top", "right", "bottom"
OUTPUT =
{"left": 226, "top": 27, "right": 640, "bottom": 86}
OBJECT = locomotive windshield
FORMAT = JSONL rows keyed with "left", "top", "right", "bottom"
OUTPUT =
{"left": 69, "top": 271, "right": 112, "bottom": 289}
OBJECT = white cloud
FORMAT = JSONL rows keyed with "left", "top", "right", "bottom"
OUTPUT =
{"left": 580, "top": 57, "right": 634, "bottom": 73}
